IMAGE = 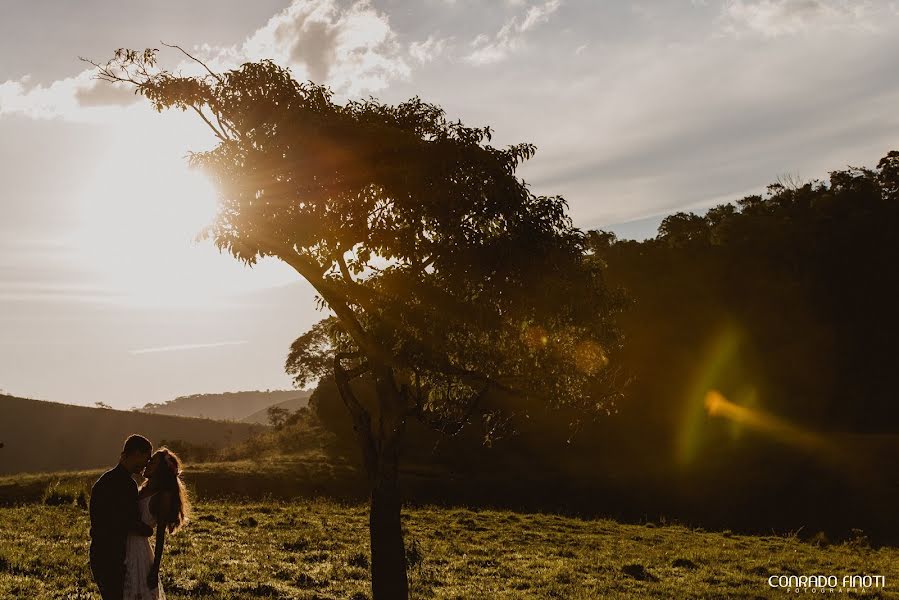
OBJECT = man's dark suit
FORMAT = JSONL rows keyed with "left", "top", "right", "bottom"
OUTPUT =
{"left": 89, "top": 464, "right": 144, "bottom": 600}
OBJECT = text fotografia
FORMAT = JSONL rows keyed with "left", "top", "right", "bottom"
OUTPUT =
{"left": 768, "top": 574, "right": 887, "bottom": 593}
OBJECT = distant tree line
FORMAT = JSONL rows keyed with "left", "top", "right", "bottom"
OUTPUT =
{"left": 592, "top": 149, "right": 899, "bottom": 437}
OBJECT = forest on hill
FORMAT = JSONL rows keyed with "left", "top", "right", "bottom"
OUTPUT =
{"left": 240, "top": 394, "right": 313, "bottom": 425}
{"left": 139, "top": 389, "right": 311, "bottom": 421}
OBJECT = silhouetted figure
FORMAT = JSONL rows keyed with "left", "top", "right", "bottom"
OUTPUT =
{"left": 124, "top": 447, "right": 190, "bottom": 600}
{"left": 89, "top": 435, "right": 153, "bottom": 600}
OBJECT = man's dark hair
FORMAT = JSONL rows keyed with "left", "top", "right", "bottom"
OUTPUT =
{"left": 122, "top": 434, "right": 152, "bottom": 456}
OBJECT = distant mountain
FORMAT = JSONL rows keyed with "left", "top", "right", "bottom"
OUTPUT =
{"left": 240, "top": 392, "right": 312, "bottom": 425}
{"left": 0, "top": 394, "right": 262, "bottom": 476}
{"left": 139, "top": 390, "right": 308, "bottom": 421}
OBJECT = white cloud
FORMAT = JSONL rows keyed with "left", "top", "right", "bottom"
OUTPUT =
{"left": 466, "top": 0, "right": 562, "bottom": 65}
{"left": 211, "top": 0, "right": 412, "bottom": 97}
{"left": 129, "top": 341, "right": 249, "bottom": 355}
{"left": 1, "top": 0, "right": 421, "bottom": 121}
{"left": 410, "top": 35, "right": 449, "bottom": 64}
{"left": 720, "top": 0, "right": 885, "bottom": 37}
{"left": 0, "top": 70, "right": 139, "bottom": 121}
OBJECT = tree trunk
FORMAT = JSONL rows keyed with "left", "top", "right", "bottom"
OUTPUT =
{"left": 369, "top": 368, "right": 409, "bottom": 600}
{"left": 334, "top": 363, "right": 409, "bottom": 600}
{"left": 369, "top": 447, "right": 407, "bottom": 600}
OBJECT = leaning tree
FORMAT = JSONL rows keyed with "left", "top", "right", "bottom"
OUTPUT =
{"left": 90, "top": 48, "right": 625, "bottom": 599}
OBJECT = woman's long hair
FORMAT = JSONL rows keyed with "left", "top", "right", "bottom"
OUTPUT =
{"left": 144, "top": 447, "right": 190, "bottom": 533}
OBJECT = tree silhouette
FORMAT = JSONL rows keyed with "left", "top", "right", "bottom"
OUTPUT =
{"left": 266, "top": 406, "right": 290, "bottom": 428}
{"left": 88, "top": 48, "right": 624, "bottom": 599}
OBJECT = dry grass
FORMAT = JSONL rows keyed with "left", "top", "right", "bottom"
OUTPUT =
{"left": 1, "top": 499, "right": 897, "bottom": 599}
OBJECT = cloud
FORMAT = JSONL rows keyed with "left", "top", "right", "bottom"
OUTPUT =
{"left": 0, "top": 66, "right": 146, "bottom": 121}
{"left": 409, "top": 35, "right": 449, "bottom": 64}
{"left": 213, "top": 0, "right": 413, "bottom": 97}
{"left": 466, "top": 0, "right": 562, "bottom": 65}
{"left": 1, "top": 0, "right": 420, "bottom": 121}
{"left": 1, "top": 71, "right": 100, "bottom": 120}
{"left": 466, "top": 11, "right": 899, "bottom": 227}
{"left": 74, "top": 80, "right": 142, "bottom": 108}
{"left": 720, "top": 0, "right": 883, "bottom": 37}
{"left": 129, "top": 341, "right": 249, "bottom": 355}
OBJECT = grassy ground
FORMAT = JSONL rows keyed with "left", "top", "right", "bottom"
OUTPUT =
{"left": 1, "top": 499, "right": 897, "bottom": 599}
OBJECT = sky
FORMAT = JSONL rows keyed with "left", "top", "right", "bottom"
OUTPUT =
{"left": 1, "top": 0, "right": 898, "bottom": 408}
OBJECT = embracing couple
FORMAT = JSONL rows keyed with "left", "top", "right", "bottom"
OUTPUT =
{"left": 89, "top": 435, "right": 190, "bottom": 600}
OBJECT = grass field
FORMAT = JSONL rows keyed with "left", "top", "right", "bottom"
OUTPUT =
{"left": 1, "top": 497, "right": 897, "bottom": 599}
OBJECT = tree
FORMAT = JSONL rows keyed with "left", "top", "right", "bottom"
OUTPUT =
{"left": 657, "top": 211, "right": 711, "bottom": 248}
{"left": 266, "top": 406, "right": 290, "bottom": 428}
{"left": 89, "top": 48, "right": 624, "bottom": 599}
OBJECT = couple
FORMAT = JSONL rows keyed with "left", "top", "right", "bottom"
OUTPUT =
{"left": 89, "top": 435, "right": 190, "bottom": 600}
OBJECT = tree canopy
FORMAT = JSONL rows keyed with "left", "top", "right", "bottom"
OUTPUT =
{"left": 92, "top": 49, "right": 625, "bottom": 431}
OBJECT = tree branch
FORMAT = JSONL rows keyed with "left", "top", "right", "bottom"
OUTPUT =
{"left": 337, "top": 252, "right": 355, "bottom": 284}
{"left": 213, "top": 108, "right": 238, "bottom": 140}
{"left": 271, "top": 242, "right": 390, "bottom": 366}
{"left": 81, "top": 57, "right": 143, "bottom": 87}
{"left": 160, "top": 42, "right": 223, "bottom": 84}
{"left": 335, "top": 351, "right": 370, "bottom": 380}
{"left": 334, "top": 353, "right": 377, "bottom": 478}
{"left": 190, "top": 105, "right": 228, "bottom": 142}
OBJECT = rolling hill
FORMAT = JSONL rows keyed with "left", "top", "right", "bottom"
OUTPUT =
{"left": 0, "top": 394, "right": 262, "bottom": 476}
{"left": 138, "top": 390, "right": 309, "bottom": 421}
{"left": 239, "top": 392, "right": 312, "bottom": 425}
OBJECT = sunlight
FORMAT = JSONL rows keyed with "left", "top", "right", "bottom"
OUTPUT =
{"left": 70, "top": 117, "right": 295, "bottom": 308}
{"left": 74, "top": 145, "right": 219, "bottom": 306}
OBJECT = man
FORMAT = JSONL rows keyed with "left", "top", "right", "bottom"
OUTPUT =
{"left": 89, "top": 434, "right": 154, "bottom": 600}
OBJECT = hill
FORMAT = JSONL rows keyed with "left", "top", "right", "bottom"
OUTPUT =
{"left": 239, "top": 392, "right": 312, "bottom": 425}
{"left": 139, "top": 390, "right": 307, "bottom": 421}
{"left": 0, "top": 395, "right": 262, "bottom": 476}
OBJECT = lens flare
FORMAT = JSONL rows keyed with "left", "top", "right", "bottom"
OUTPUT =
{"left": 676, "top": 325, "right": 743, "bottom": 466}
{"left": 704, "top": 390, "right": 825, "bottom": 452}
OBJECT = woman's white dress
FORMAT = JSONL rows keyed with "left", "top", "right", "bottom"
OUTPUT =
{"left": 123, "top": 494, "right": 166, "bottom": 600}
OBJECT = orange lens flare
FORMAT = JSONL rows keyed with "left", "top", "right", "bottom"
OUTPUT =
{"left": 704, "top": 390, "right": 824, "bottom": 452}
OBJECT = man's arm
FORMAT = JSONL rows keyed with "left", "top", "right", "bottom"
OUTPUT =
{"left": 89, "top": 476, "right": 114, "bottom": 537}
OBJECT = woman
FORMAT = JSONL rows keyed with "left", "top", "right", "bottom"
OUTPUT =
{"left": 124, "top": 447, "right": 190, "bottom": 600}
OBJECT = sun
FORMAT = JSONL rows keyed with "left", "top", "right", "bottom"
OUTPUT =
{"left": 72, "top": 132, "right": 224, "bottom": 307}
{"left": 70, "top": 113, "right": 298, "bottom": 308}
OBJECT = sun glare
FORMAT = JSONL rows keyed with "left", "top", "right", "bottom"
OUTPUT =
{"left": 703, "top": 389, "right": 827, "bottom": 455}
{"left": 71, "top": 128, "right": 239, "bottom": 307}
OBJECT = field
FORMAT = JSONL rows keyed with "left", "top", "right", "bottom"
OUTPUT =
{"left": 2, "top": 496, "right": 898, "bottom": 599}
